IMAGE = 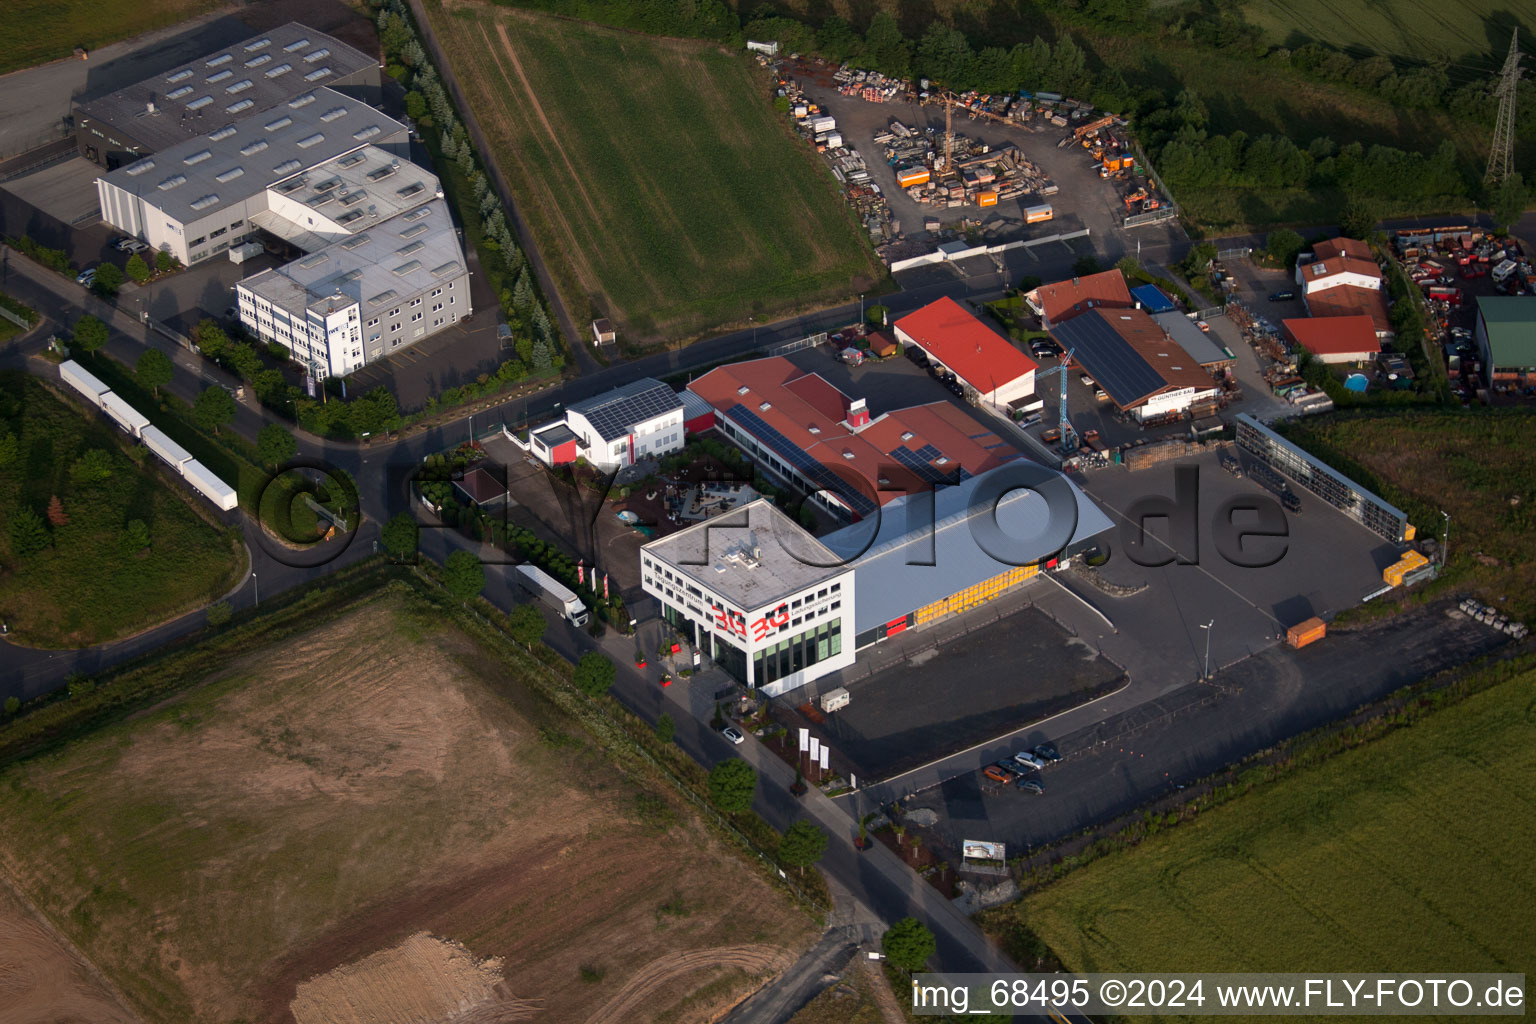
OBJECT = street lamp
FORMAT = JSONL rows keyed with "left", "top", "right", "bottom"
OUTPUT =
{"left": 252, "top": 570, "right": 259, "bottom": 607}
{"left": 1439, "top": 510, "right": 1450, "bottom": 567}
{"left": 1199, "top": 619, "right": 1214, "bottom": 680}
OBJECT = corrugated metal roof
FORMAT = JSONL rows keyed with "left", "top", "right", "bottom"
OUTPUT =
{"left": 822, "top": 463, "right": 1115, "bottom": 633}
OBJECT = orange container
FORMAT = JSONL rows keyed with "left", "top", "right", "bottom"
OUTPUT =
{"left": 1286, "top": 617, "right": 1326, "bottom": 648}
{"left": 978, "top": 191, "right": 998, "bottom": 207}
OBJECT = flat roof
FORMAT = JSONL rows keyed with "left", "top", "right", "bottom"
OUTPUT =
{"left": 1235, "top": 414, "right": 1407, "bottom": 522}
{"left": 642, "top": 498, "right": 848, "bottom": 611}
{"left": 239, "top": 198, "right": 462, "bottom": 316}
{"left": 822, "top": 464, "right": 1115, "bottom": 633}
{"left": 1050, "top": 308, "right": 1214, "bottom": 408}
{"left": 1130, "top": 283, "right": 1176, "bottom": 313}
{"left": 1152, "top": 311, "right": 1232, "bottom": 365}
{"left": 100, "top": 87, "right": 406, "bottom": 225}
{"left": 77, "top": 22, "right": 376, "bottom": 153}
{"left": 1476, "top": 296, "right": 1536, "bottom": 366}
{"left": 254, "top": 144, "right": 440, "bottom": 244}
{"left": 532, "top": 422, "right": 580, "bottom": 447}
{"left": 1282, "top": 316, "right": 1381, "bottom": 357}
{"left": 894, "top": 296, "right": 1037, "bottom": 393}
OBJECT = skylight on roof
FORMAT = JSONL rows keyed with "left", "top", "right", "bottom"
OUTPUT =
{"left": 265, "top": 63, "right": 292, "bottom": 78}
{"left": 264, "top": 115, "right": 293, "bottom": 131}
{"left": 239, "top": 138, "right": 268, "bottom": 155}
{"left": 352, "top": 125, "right": 380, "bottom": 141}
{"left": 402, "top": 206, "right": 430, "bottom": 222}
{"left": 188, "top": 193, "right": 221, "bottom": 211}
{"left": 288, "top": 92, "right": 316, "bottom": 109}
{"left": 368, "top": 289, "right": 397, "bottom": 306}
{"left": 157, "top": 174, "right": 187, "bottom": 190}
{"left": 399, "top": 222, "right": 428, "bottom": 238}
{"left": 166, "top": 85, "right": 195, "bottom": 100}
{"left": 900, "top": 431, "right": 914, "bottom": 441}
{"left": 167, "top": 69, "right": 194, "bottom": 83}
{"left": 299, "top": 252, "right": 329, "bottom": 268}
{"left": 737, "top": 386, "right": 750, "bottom": 395}
{"left": 430, "top": 261, "right": 462, "bottom": 278}
{"left": 296, "top": 132, "right": 325, "bottom": 148}
{"left": 215, "top": 166, "right": 245, "bottom": 183}
{"left": 272, "top": 158, "right": 302, "bottom": 175}
{"left": 759, "top": 401, "right": 772, "bottom": 411}
{"left": 208, "top": 124, "right": 238, "bottom": 141}
{"left": 392, "top": 259, "right": 422, "bottom": 276}
{"left": 226, "top": 99, "right": 254, "bottom": 114}
{"left": 226, "top": 79, "right": 253, "bottom": 94}
{"left": 244, "top": 37, "right": 271, "bottom": 51}
{"left": 186, "top": 96, "right": 213, "bottom": 110}
{"left": 124, "top": 158, "right": 155, "bottom": 176}
{"left": 341, "top": 233, "right": 372, "bottom": 249}
{"left": 338, "top": 152, "right": 366, "bottom": 168}
{"left": 206, "top": 53, "right": 232, "bottom": 67}
{"left": 304, "top": 47, "right": 331, "bottom": 62}
{"left": 207, "top": 69, "right": 233, "bottom": 83}
{"left": 303, "top": 67, "right": 332, "bottom": 82}
{"left": 284, "top": 37, "right": 311, "bottom": 52}
{"left": 320, "top": 106, "right": 348, "bottom": 122}
{"left": 245, "top": 53, "right": 272, "bottom": 68}
{"left": 395, "top": 240, "right": 425, "bottom": 257}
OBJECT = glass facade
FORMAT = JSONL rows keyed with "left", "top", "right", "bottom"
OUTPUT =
{"left": 752, "top": 619, "right": 842, "bottom": 687}
{"left": 714, "top": 635, "right": 747, "bottom": 685}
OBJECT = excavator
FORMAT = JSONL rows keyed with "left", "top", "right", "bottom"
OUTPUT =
{"left": 1123, "top": 186, "right": 1149, "bottom": 209}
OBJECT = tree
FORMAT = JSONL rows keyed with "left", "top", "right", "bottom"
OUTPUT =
{"left": 1339, "top": 190, "right": 1381, "bottom": 239}
{"left": 92, "top": 261, "right": 123, "bottom": 296}
{"left": 1072, "top": 254, "right": 1101, "bottom": 277}
{"left": 655, "top": 712, "right": 675, "bottom": 744}
{"left": 8, "top": 505, "right": 50, "bottom": 558}
{"left": 257, "top": 423, "right": 298, "bottom": 466}
{"left": 573, "top": 651, "right": 616, "bottom": 697}
{"left": 124, "top": 253, "right": 151, "bottom": 284}
{"left": 865, "top": 304, "right": 890, "bottom": 326}
{"left": 155, "top": 250, "right": 177, "bottom": 274}
{"left": 69, "top": 448, "right": 113, "bottom": 484}
{"left": 777, "top": 819, "right": 828, "bottom": 876}
{"left": 206, "top": 601, "right": 232, "bottom": 627}
{"left": 192, "top": 318, "right": 230, "bottom": 361}
{"left": 1490, "top": 172, "right": 1528, "bottom": 232}
{"left": 3, "top": 696, "right": 18, "bottom": 717}
{"left": 1265, "top": 228, "right": 1306, "bottom": 269}
{"left": 507, "top": 602, "right": 545, "bottom": 649}
{"left": 0, "top": 431, "right": 16, "bottom": 468}
{"left": 882, "top": 916, "right": 937, "bottom": 972}
{"left": 381, "top": 511, "right": 419, "bottom": 560}
{"left": 135, "top": 348, "right": 173, "bottom": 396}
{"left": 122, "top": 518, "right": 150, "bottom": 553}
{"left": 404, "top": 90, "right": 428, "bottom": 123}
{"left": 193, "top": 385, "right": 236, "bottom": 435}
{"left": 707, "top": 758, "right": 756, "bottom": 814}
{"left": 72, "top": 314, "right": 108, "bottom": 355}
{"left": 46, "top": 495, "right": 68, "bottom": 527}
{"left": 443, "top": 548, "right": 485, "bottom": 601}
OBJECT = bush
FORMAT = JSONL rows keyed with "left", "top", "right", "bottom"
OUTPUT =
{"left": 381, "top": 511, "right": 419, "bottom": 560}
{"left": 72, "top": 315, "right": 108, "bottom": 355}
{"left": 155, "top": 250, "right": 177, "bottom": 274}
{"left": 256, "top": 423, "right": 297, "bottom": 466}
{"left": 882, "top": 916, "right": 937, "bottom": 972}
{"left": 707, "top": 758, "right": 756, "bottom": 814}
{"left": 3, "top": 696, "right": 19, "bottom": 717}
{"left": 655, "top": 712, "right": 675, "bottom": 743}
{"left": 92, "top": 262, "right": 123, "bottom": 296}
{"left": 124, "top": 253, "right": 150, "bottom": 284}
{"left": 206, "top": 601, "right": 232, "bottom": 627}
{"left": 8, "top": 505, "right": 50, "bottom": 557}
{"left": 443, "top": 549, "right": 485, "bottom": 601}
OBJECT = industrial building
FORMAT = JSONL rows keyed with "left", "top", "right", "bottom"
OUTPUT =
{"left": 641, "top": 499, "right": 856, "bottom": 695}
{"left": 892, "top": 297, "right": 1038, "bottom": 407}
{"left": 1024, "top": 269, "right": 1134, "bottom": 327}
{"left": 236, "top": 196, "right": 467, "bottom": 379}
{"left": 1049, "top": 308, "right": 1221, "bottom": 422}
{"left": 1282, "top": 316, "right": 1381, "bottom": 364}
{"left": 687, "top": 356, "right": 1020, "bottom": 521}
{"left": 96, "top": 89, "right": 409, "bottom": 266}
{"left": 1297, "top": 237, "right": 1383, "bottom": 297}
{"left": 1129, "top": 284, "right": 1177, "bottom": 314}
{"left": 821, "top": 464, "right": 1113, "bottom": 650}
{"left": 1473, "top": 295, "right": 1536, "bottom": 385}
{"left": 528, "top": 377, "right": 685, "bottom": 471}
{"left": 1303, "top": 284, "right": 1394, "bottom": 339}
{"left": 75, "top": 23, "right": 380, "bottom": 169}
{"left": 1152, "top": 312, "right": 1236, "bottom": 372}
{"left": 1235, "top": 413, "right": 1409, "bottom": 542}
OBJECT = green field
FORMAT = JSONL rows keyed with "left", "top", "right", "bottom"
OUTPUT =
{"left": 1, "top": 0, "right": 223, "bottom": 77}
{"left": 1012, "top": 665, "right": 1536, "bottom": 981}
{"left": 0, "top": 372, "right": 241, "bottom": 648}
{"left": 424, "top": 0, "right": 881, "bottom": 344}
{"left": 1236, "top": 0, "right": 1516, "bottom": 62}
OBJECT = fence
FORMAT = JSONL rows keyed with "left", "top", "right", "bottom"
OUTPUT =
{"left": 764, "top": 331, "right": 827, "bottom": 356}
{"left": 1216, "top": 246, "right": 1252, "bottom": 262}
{"left": 888, "top": 228, "right": 1091, "bottom": 272}
{"left": 0, "top": 305, "right": 31, "bottom": 329}
{"left": 1190, "top": 305, "right": 1226, "bottom": 320}
{"left": 1126, "top": 138, "right": 1177, "bottom": 214}
{"left": 1122, "top": 207, "right": 1178, "bottom": 229}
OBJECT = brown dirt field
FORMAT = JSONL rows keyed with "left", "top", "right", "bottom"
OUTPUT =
{"left": 0, "top": 883, "right": 139, "bottom": 1024}
{"left": 0, "top": 592, "right": 816, "bottom": 1024}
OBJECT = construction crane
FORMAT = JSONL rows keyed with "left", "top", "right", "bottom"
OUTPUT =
{"left": 1034, "top": 347, "right": 1080, "bottom": 455}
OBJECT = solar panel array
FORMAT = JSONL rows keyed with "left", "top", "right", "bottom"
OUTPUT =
{"left": 890, "top": 445, "right": 969, "bottom": 487}
{"left": 1050, "top": 313, "right": 1168, "bottom": 407}
{"left": 726, "top": 405, "right": 878, "bottom": 516}
{"left": 569, "top": 379, "right": 681, "bottom": 442}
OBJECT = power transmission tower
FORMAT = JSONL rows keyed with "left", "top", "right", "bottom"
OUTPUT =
{"left": 1485, "top": 29, "right": 1524, "bottom": 185}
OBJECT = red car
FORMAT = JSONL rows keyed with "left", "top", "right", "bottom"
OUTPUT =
{"left": 1461, "top": 265, "right": 1488, "bottom": 279}
{"left": 982, "top": 765, "right": 1011, "bottom": 784}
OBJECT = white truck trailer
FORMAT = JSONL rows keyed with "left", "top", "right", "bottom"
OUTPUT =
{"left": 181, "top": 459, "right": 238, "bottom": 511}
{"left": 141, "top": 425, "right": 194, "bottom": 472}
{"left": 514, "top": 564, "right": 589, "bottom": 627}
{"left": 59, "top": 360, "right": 110, "bottom": 406}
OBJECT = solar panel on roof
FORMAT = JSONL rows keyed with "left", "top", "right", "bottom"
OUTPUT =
{"left": 914, "top": 443, "right": 941, "bottom": 461}
{"left": 726, "top": 404, "right": 876, "bottom": 516}
{"left": 1051, "top": 313, "right": 1168, "bottom": 407}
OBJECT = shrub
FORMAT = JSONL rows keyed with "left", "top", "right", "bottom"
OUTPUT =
{"left": 573, "top": 651, "right": 616, "bottom": 697}
{"left": 206, "top": 601, "right": 232, "bottom": 626}
{"left": 124, "top": 253, "right": 151, "bottom": 284}
{"left": 707, "top": 758, "right": 756, "bottom": 814}
{"left": 882, "top": 916, "right": 937, "bottom": 972}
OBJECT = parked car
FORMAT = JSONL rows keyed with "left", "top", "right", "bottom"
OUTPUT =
{"left": 1013, "top": 750, "right": 1046, "bottom": 770}
{"left": 722, "top": 726, "right": 745, "bottom": 745}
{"left": 1079, "top": 374, "right": 1095, "bottom": 387}
{"left": 993, "top": 759, "right": 1026, "bottom": 779}
{"left": 1041, "top": 428, "right": 1062, "bottom": 443}
{"left": 1033, "top": 742, "right": 1061, "bottom": 762}
{"left": 122, "top": 239, "right": 149, "bottom": 254}
{"left": 75, "top": 266, "right": 97, "bottom": 286}
{"left": 1269, "top": 290, "right": 1296, "bottom": 302}
{"left": 982, "top": 764, "right": 1012, "bottom": 784}
{"left": 1016, "top": 774, "right": 1045, "bottom": 795}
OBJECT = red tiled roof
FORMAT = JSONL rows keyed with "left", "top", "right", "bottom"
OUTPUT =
{"left": 1282, "top": 316, "right": 1382, "bottom": 357}
{"left": 1304, "top": 284, "right": 1393, "bottom": 335}
{"left": 686, "top": 356, "right": 1016, "bottom": 511}
{"left": 894, "top": 297, "right": 1037, "bottom": 392}
{"left": 1314, "top": 237, "right": 1372, "bottom": 262}
{"left": 1027, "top": 269, "right": 1134, "bottom": 324}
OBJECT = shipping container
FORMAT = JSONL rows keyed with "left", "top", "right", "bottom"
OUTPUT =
{"left": 181, "top": 459, "right": 238, "bottom": 511}
{"left": 821, "top": 687, "right": 850, "bottom": 713}
{"left": 228, "top": 241, "right": 263, "bottom": 264}
{"left": 1024, "top": 203, "right": 1053, "bottom": 223}
{"left": 978, "top": 190, "right": 998, "bottom": 207}
{"left": 141, "top": 425, "right": 193, "bottom": 472}
{"left": 59, "top": 360, "right": 111, "bottom": 407}
{"left": 1286, "top": 617, "right": 1326, "bottom": 648}
{"left": 99, "top": 391, "right": 150, "bottom": 438}
{"left": 809, "top": 116, "right": 836, "bottom": 134}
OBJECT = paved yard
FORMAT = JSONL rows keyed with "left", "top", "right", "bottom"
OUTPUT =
{"left": 1, "top": 157, "right": 106, "bottom": 225}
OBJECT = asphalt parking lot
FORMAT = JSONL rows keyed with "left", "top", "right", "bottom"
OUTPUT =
{"left": 801, "top": 598, "right": 1124, "bottom": 781}
{"left": 901, "top": 600, "right": 1511, "bottom": 853}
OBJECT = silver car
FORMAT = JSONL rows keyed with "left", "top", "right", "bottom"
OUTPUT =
{"left": 722, "top": 726, "right": 745, "bottom": 745}
{"left": 1014, "top": 750, "right": 1046, "bottom": 770}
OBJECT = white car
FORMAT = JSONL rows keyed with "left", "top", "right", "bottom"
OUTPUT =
{"left": 721, "top": 726, "right": 745, "bottom": 745}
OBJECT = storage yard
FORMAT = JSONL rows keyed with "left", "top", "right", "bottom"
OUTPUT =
{"left": 421, "top": 1, "right": 881, "bottom": 345}
{"left": 768, "top": 57, "right": 1174, "bottom": 263}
